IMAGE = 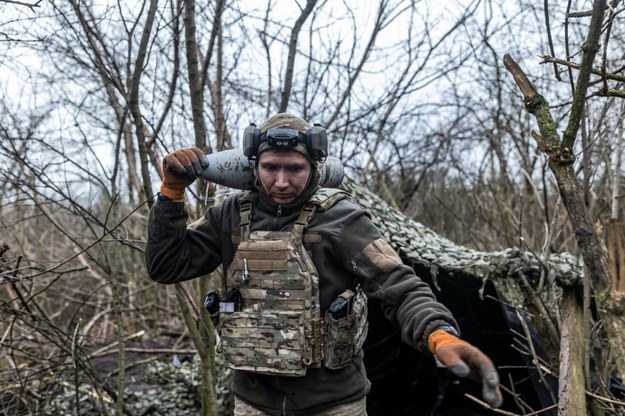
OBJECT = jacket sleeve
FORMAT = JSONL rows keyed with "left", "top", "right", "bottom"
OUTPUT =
{"left": 332, "top": 202, "right": 458, "bottom": 354}
{"left": 145, "top": 198, "right": 224, "bottom": 284}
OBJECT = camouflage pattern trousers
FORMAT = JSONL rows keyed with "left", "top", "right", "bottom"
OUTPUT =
{"left": 233, "top": 396, "right": 367, "bottom": 416}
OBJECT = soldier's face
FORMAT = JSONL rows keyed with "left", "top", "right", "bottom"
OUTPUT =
{"left": 257, "top": 149, "right": 312, "bottom": 205}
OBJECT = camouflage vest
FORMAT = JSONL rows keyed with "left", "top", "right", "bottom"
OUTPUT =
{"left": 217, "top": 188, "right": 367, "bottom": 376}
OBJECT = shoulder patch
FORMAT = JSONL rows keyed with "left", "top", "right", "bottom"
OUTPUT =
{"left": 362, "top": 238, "right": 403, "bottom": 274}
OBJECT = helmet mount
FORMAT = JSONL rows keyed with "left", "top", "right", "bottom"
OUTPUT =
{"left": 242, "top": 121, "right": 328, "bottom": 162}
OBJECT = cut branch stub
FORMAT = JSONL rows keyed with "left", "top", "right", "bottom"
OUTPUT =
{"left": 503, "top": 54, "right": 538, "bottom": 101}
{"left": 504, "top": 54, "right": 570, "bottom": 164}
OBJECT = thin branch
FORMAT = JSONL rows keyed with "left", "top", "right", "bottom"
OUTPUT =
{"left": 128, "top": 0, "right": 159, "bottom": 204}
{"left": 540, "top": 55, "right": 625, "bottom": 83}
{"left": 278, "top": 0, "right": 317, "bottom": 112}
{"left": 1, "top": 0, "right": 42, "bottom": 12}
{"left": 183, "top": 0, "right": 208, "bottom": 148}
{"left": 466, "top": 393, "right": 558, "bottom": 415}
{"left": 561, "top": 0, "right": 608, "bottom": 151}
{"left": 14, "top": 198, "right": 152, "bottom": 281}
{"left": 543, "top": 0, "right": 561, "bottom": 81}
{"left": 585, "top": 390, "right": 625, "bottom": 407}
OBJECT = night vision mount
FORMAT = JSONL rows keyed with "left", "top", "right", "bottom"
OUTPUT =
{"left": 242, "top": 122, "right": 328, "bottom": 162}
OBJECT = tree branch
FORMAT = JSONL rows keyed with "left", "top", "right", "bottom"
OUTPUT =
{"left": 278, "top": 0, "right": 317, "bottom": 112}
{"left": 128, "top": 0, "right": 159, "bottom": 204}
{"left": 561, "top": 0, "right": 607, "bottom": 151}
{"left": 1, "top": 0, "right": 41, "bottom": 11}
{"left": 503, "top": 55, "right": 566, "bottom": 164}
{"left": 183, "top": 0, "right": 208, "bottom": 148}
{"left": 540, "top": 55, "right": 625, "bottom": 83}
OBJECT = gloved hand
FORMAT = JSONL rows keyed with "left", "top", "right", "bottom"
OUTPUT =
{"left": 160, "top": 147, "right": 209, "bottom": 201}
{"left": 428, "top": 329, "right": 503, "bottom": 408}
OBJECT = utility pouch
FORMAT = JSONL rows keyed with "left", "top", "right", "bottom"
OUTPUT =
{"left": 203, "top": 290, "right": 221, "bottom": 325}
{"left": 323, "top": 288, "right": 368, "bottom": 369}
{"left": 328, "top": 292, "right": 352, "bottom": 319}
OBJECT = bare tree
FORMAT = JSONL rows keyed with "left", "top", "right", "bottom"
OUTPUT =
{"left": 3, "top": 0, "right": 625, "bottom": 414}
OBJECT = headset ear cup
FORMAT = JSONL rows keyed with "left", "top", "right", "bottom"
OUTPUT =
{"left": 243, "top": 123, "right": 260, "bottom": 159}
{"left": 306, "top": 124, "right": 328, "bottom": 161}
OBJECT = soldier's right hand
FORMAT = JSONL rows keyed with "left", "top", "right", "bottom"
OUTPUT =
{"left": 159, "top": 147, "right": 209, "bottom": 201}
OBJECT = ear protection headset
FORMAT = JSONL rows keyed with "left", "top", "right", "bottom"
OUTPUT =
{"left": 242, "top": 122, "right": 328, "bottom": 162}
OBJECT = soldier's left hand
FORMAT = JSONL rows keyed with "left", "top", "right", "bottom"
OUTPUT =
{"left": 429, "top": 329, "right": 503, "bottom": 408}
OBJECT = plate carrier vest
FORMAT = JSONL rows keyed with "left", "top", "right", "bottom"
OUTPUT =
{"left": 217, "top": 188, "right": 367, "bottom": 376}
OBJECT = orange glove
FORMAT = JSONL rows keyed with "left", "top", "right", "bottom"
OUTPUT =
{"left": 429, "top": 329, "right": 503, "bottom": 408}
{"left": 160, "top": 148, "right": 209, "bottom": 201}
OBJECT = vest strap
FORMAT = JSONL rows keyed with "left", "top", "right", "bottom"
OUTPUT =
{"left": 292, "top": 203, "right": 317, "bottom": 240}
{"left": 239, "top": 200, "right": 253, "bottom": 241}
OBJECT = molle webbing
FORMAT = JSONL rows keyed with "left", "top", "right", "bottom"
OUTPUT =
{"left": 231, "top": 240, "right": 289, "bottom": 272}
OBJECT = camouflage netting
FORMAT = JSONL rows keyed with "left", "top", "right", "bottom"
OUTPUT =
{"left": 44, "top": 354, "right": 233, "bottom": 415}
{"left": 341, "top": 178, "right": 583, "bottom": 291}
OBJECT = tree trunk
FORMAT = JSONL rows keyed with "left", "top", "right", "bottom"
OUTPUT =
{"left": 503, "top": 51, "right": 625, "bottom": 377}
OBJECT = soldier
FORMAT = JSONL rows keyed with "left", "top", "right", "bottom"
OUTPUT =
{"left": 145, "top": 113, "right": 502, "bottom": 415}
